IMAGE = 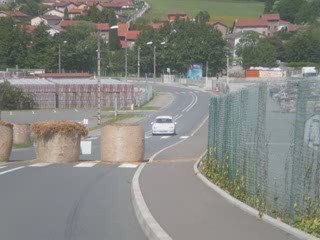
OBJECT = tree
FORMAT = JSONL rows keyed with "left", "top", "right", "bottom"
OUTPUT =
{"left": 264, "top": 0, "right": 276, "bottom": 13}
{"left": 26, "top": 23, "right": 55, "bottom": 70}
{"left": 277, "top": 0, "right": 304, "bottom": 23}
{"left": 64, "top": 8, "right": 69, "bottom": 19}
{"left": 236, "top": 31, "right": 260, "bottom": 57}
{"left": 260, "top": 35, "right": 286, "bottom": 61}
{"left": 241, "top": 42, "right": 278, "bottom": 69}
{"left": 285, "top": 28, "right": 320, "bottom": 64}
{"left": 135, "top": 20, "right": 227, "bottom": 77}
{"left": 195, "top": 11, "right": 210, "bottom": 24}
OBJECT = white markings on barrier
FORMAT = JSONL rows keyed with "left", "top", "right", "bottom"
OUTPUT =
{"left": 179, "top": 136, "right": 189, "bottom": 139}
{"left": 32, "top": 111, "right": 35, "bottom": 114}
{"left": 118, "top": 163, "right": 138, "bottom": 168}
{"left": 80, "top": 141, "right": 92, "bottom": 155}
{"left": 0, "top": 166, "right": 25, "bottom": 175}
{"left": 29, "top": 163, "right": 53, "bottom": 167}
{"left": 161, "top": 136, "right": 171, "bottom": 139}
{"left": 74, "top": 162, "right": 97, "bottom": 168}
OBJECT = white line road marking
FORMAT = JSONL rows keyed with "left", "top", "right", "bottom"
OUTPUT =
{"left": 118, "top": 163, "right": 138, "bottom": 168}
{"left": 75, "top": 109, "right": 78, "bottom": 112}
{"left": 185, "top": 92, "right": 198, "bottom": 112}
{"left": 29, "top": 163, "right": 53, "bottom": 167}
{"left": 161, "top": 136, "right": 171, "bottom": 139}
{"left": 175, "top": 91, "right": 180, "bottom": 94}
{"left": 179, "top": 136, "right": 189, "bottom": 139}
{"left": 149, "top": 115, "right": 208, "bottom": 162}
{"left": 74, "top": 162, "right": 97, "bottom": 167}
{"left": 180, "top": 92, "right": 186, "bottom": 94}
{"left": 145, "top": 135, "right": 152, "bottom": 139}
{"left": 174, "top": 114, "right": 183, "bottom": 121}
{"left": 9, "top": 111, "right": 12, "bottom": 115}
{"left": 32, "top": 111, "right": 35, "bottom": 114}
{"left": 0, "top": 166, "right": 6, "bottom": 169}
{"left": 0, "top": 166, "right": 25, "bottom": 176}
{"left": 53, "top": 109, "right": 57, "bottom": 113}
{"left": 182, "top": 92, "right": 196, "bottom": 112}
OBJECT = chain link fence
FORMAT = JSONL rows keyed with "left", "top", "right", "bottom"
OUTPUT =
{"left": 207, "top": 78, "right": 320, "bottom": 219}
{"left": 134, "top": 82, "right": 153, "bottom": 107}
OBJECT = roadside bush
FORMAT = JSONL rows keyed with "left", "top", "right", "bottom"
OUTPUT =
{"left": 32, "top": 120, "right": 88, "bottom": 139}
{"left": 0, "top": 81, "right": 34, "bottom": 110}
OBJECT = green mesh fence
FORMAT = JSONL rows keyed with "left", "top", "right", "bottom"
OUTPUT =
{"left": 208, "top": 79, "right": 320, "bottom": 218}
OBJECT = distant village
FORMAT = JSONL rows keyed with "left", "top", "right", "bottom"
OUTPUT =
{"left": 0, "top": 0, "right": 305, "bottom": 53}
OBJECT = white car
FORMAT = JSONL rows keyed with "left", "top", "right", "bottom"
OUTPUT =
{"left": 151, "top": 116, "right": 176, "bottom": 135}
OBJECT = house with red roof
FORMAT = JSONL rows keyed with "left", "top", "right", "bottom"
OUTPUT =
{"left": 232, "top": 19, "right": 270, "bottom": 37}
{"left": 167, "top": 10, "right": 187, "bottom": 22}
{"left": 0, "top": 10, "right": 28, "bottom": 22}
{"left": 68, "top": 8, "right": 83, "bottom": 19}
{"left": 96, "top": 22, "right": 109, "bottom": 40}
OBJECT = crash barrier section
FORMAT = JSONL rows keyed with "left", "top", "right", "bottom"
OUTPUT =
{"left": 32, "top": 120, "right": 88, "bottom": 163}
{"left": 0, "top": 121, "right": 13, "bottom": 162}
{"left": 101, "top": 124, "right": 144, "bottom": 163}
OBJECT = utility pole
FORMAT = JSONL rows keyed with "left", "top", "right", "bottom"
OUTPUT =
{"left": 153, "top": 46, "right": 156, "bottom": 79}
{"left": 97, "top": 32, "right": 101, "bottom": 125}
{"left": 137, "top": 46, "right": 140, "bottom": 79}
{"left": 58, "top": 44, "right": 61, "bottom": 73}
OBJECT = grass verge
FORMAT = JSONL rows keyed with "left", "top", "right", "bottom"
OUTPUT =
{"left": 143, "top": 0, "right": 264, "bottom": 26}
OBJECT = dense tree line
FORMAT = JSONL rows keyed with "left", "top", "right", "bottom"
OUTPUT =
{"left": 0, "top": 17, "right": 104, "bottom": 72}
{"left": 236, "top": 23, "right": 320, "bottom": 68}
{"left": 264, "top": 0, "right": 320, "bottom": 24}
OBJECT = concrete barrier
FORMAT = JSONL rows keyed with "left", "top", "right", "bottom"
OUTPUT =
{"left": 101, "top": 124, "right": 144, "bottom": 163}
{"left": 0, "top": 122, "right": 13, "bottom": 162}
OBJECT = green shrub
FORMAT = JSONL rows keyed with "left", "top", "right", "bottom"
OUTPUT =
{"left": 0, "top": 81, "right": 34, "bottom": 110}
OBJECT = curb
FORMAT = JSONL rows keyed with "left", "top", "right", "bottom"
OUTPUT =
{"left": 131, "top": 163, "right": 172, "bottom": 240}
{"left": 194, "top": 155, "right": 319, "bottom": 240}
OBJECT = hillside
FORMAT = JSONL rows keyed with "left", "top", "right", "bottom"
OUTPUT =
{"left": 143, "top": 0, "right": 265, "bottom": 26}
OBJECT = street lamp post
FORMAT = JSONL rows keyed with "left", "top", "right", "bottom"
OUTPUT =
{"left": 147, "top": 41, "right": 166, "bottom": 79}
{"left": 58, "top": 41, "right": 67, "bottom": 74}
{"left": 226, "top": 53, "right": 229, "bottom": 86}
{"left": 97, "top": 25, "right": 118, "bottom": 125}
{"left": 125, "top": 35, "right": 128, "bottom": 82}
{"left": 97, "top": 31, "right": 102, "bottom": 125}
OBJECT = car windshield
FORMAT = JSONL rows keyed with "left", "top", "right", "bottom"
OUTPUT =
{"left": 156, "top": 118, "right": 172, "bottom": 123}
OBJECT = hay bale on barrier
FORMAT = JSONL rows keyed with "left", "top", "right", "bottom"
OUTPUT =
{"left": 32, "top": 120, "right": 88, "bottom": 163}
{"left": 0, "top": 121, "right": 13, "bottom": 162}
{"left": 13, "top": 123, "right": 31, "bottom": 145}
{"left": 101, "top": 124, "right": 144, "bottom": 163}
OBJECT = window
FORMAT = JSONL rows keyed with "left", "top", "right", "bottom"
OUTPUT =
{"left": 156, "top": 118, "right": 173, "bottom": 123}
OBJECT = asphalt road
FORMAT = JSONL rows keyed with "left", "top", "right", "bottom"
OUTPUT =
{"left": 0, "top": 84, "right": 211, "bottom": 240}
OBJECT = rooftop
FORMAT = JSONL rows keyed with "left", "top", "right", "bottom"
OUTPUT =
{"left": 260, "top": 13, "right": 280, "bottom": 21}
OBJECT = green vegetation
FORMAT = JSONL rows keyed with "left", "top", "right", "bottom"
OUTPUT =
{"left": 135, "top": 19, "right": 227, "bottom": 76}
{"left": 201, "top": 148, "right": 320, "bottom": 238}
{"left": 143, "top": 0, "right": 264, "bottom": 26}
{"left": 264, "top": 0, "right": 320, "bottom": 24}
{"left": 0, "top": 81, "right": 34, "bottom": 110}
{"left": 236, "top": 24, "right": 320, "bottom": 68}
